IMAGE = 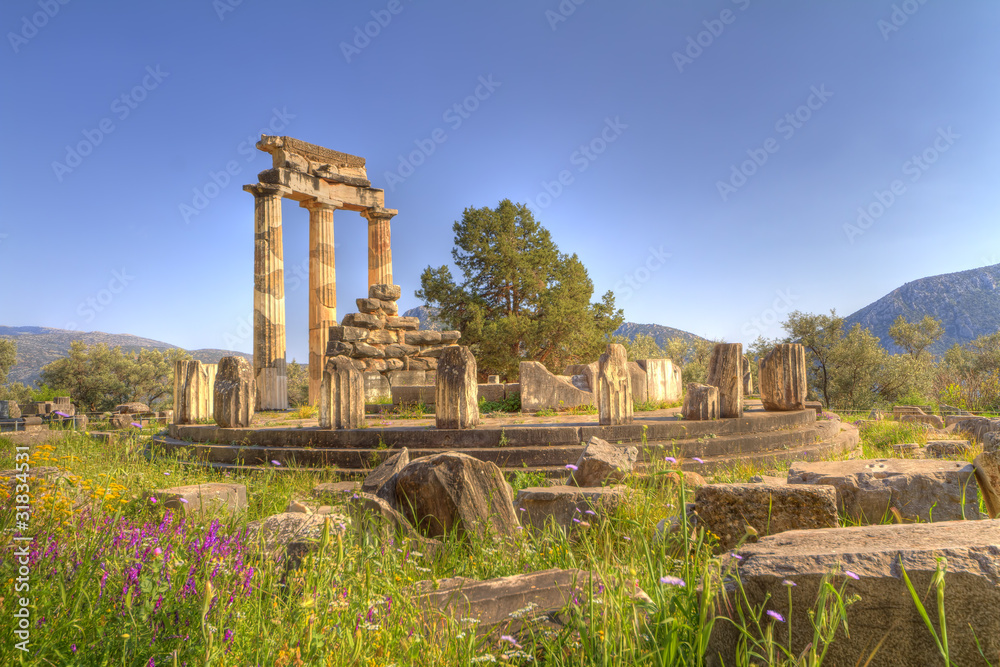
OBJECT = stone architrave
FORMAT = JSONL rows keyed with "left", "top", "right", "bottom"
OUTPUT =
{"left": 174, "top": 360, "right": 215, "bottom": 424}
{"left": 213, "top": 356, "right": 256, "bottom": 428}
{"left": 706, "top": 343, "right": 743, "bottom": 418}
{"left": 598, "top": 343, "right": 632, "bottom": 426}
{"left": 683, "top": 383, "right": 719, "bottom": 421}
{"left": 319, "top": 357, "right": 364, "bottom": 429}
{"left": 302, "top": 198, "right": 340, "bottom": 405}
{"left": 435, "top": 346, "right": 480, "bottom": 429}
{"left": 245, "top": 183, "right": 288, "bottom": 410}
{"left": 759, "top": 343, "right": 807, "bottom": 411}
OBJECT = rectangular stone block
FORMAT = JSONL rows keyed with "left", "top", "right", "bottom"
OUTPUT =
{"left": 519, "top": 361, "right": 592, "bottom": 413}
{"left": 0, "top": 401, "right": 20, "bottom": 420}
{"left": 787, "top": 459, "right": 981, "bottom": 523}
{"left": 708, "top": 520, "right": 1000, "bottom": 667}
{"left": 477, "top": 384, "right": 505, "bottom": 403}
{"left": 152, "top": 483, "right": 247, "bottom": 516}
{"left": 627, "top": 361, "right": 647, "bottom": 403}
{"left": 637, "top": 359, "right": 682, "bottom": 403}
{"left": 363, "top": 371, "right": 391, "bottom": 403}
{"left": 388, "top": 370, "right": 427, "bottom": 386}
{"left": 329, "top": 325, "right": 370, "bottom": 342}
{"left": 391, "top": 385, "right": 436, "bottom": 405}
{"left": 385, "top": 316, "right": 420, "bottom": 330}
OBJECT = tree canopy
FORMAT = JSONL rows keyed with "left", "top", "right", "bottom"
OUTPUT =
{"left": 417, "top": 200, "right": 624, "bottom": 379}
{"left": 0, "top": 337, "right": 15, "bottom": 386}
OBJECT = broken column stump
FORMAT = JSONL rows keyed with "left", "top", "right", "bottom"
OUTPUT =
{"left": 319, "top": 356, "right": 364, "bottom": 429}
{"left": 706, "top": 342, "right": 743, "bottom": 418}
{"left": 760, "top": 343, "right": 808, "bottom": 411}
{"left": 174, "top": 360, "right": 215, "bottom": 424}
{"left": 436, "top": 345, "right": 480, "bottom": 429}
{"left": 213, "top": 356, "right": 256, "bottom": 428}
{"left": 598, "top": 343, "right": 633, "bottom": 426}
{"left": 683, "top": 383, "right": 719, "bottom": 421}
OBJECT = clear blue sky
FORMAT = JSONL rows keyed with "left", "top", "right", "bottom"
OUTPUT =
{"left": 2, "top": 0, "right": 998, "bottom": 362}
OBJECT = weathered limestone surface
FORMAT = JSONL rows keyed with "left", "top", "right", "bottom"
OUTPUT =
{"left": 759, "top": 343, "right": 807, "bottom": 411}
{"left": 899, "top": 413, "right": 945, "bottom": 429}
{"left": 706, "top": 343, "right": 743, "bottom": 418}
{"left": 570, "top": 436, "right": 638, "bottom": 487}
{"left": 247, "top": 511, "right": 348, "bottom": 564}
{"left": 742, "top": 355, "right": 753, "bottom": 395}
{"left": 303, "top": 199, "right": 338, "bottom": 405}
{"left": 319, "top": 356, "right": 364, "bottom": 429}
{"left": 519, "top": 361, "right": 593, "bottom": 412}
{"left": 693, "top": 483, "right": 839, "bottom": 550}
{"left": 173, "top": 360, "right": 217, "bottom": 424}
{"left": 346, "top": 491, "right": 442, "bottom": 554}
{"left": 363, "top": 371, "right": 391, "bottom": 402}
{"left": 0, "top": 401, "right": 21, "bottom": 419}
{"left": 245, "top": 183, "right": 288, "bottom": 410}
{"left": 974, "top": 449, "right": 1000, "bottom": 518}
{"left": 683, "top": 383, "right": 719, "bottom": 421}
{"left": 115, "top": 402, "right": 148, "bottom": 414}
{"left": 787, "top": 459, "right": 981, "bottom": 523}
{"left": 213, "top": 356, "right": 255, "bottom": 428}
{"left": 637, "top": 359, "right": 682, "bottom": 403}
{"left": 515, "top": 485, "right": 634, "bottom": 530}
{"left": 956, "top": 417, "right": 1000, "bottom": 444}
{"left": 627, "top": 361, "right": 647, "bottom": 403}
{"left": 436, "top": 346, "right": 479, "bottom": 429}
{"left": 924, "top": 439, "right": 972, "bottom": 459}
{"left": 598, "top": 344, "right": 632, "bottom": 425}
{"left": 394, "top": 452, "right": 518, "bottom": 539}
{"left": 152, "top": 483, "right": 247, "bottom": 516}
{"left": 361, "top": 447, "right": 409, "bottom": 508}
{"left": 708, "top": 520, "right": 1000, "bottom": 667}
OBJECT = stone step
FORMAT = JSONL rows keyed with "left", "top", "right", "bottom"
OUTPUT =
{"left": 175, "top": 459, "right": 572, "bottom": 481}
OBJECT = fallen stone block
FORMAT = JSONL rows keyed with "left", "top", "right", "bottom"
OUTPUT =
{"left": 361, "top": 447, "right": 409, "bottom": 508}
{"left": 569, "top": 436, "right": 637, "bottom": 487}
{"left": 519, "top": 361, "right": 593, "bottom": 412}
{"left": 346, "top": 491, "right": 442, "bottom": 554}
{"left": 247, "top": 511, "right": 348, "bottom": 565}
{"left": 974, "top": 450, "right": 1000, "bottom": 518}
{"left": 707, "top": 520, "right": 1000, "bottom": 667}
{"left": 116, "top": 402, "right": 150, "bottom": 414}
{"left": 395, "top": 452, "right": 518, "bottom": 539}
{"left": 787, "top": 459, "right": 981, "bottom": 523}
{"left": 311, "top": 480, "right": 360, "bottom": 501}
{"left": 924, "top": 440, "right": 972, "bottom": 459}
{"left": 693, "top": 483, "right": 839, "bottom": 551}
{"left": 899, "top": 414, "right": 945, "bottom": 429}
{"left": 514, "top": 485, "right": 635, "bottom": 530}
{"left": 152, "top": 483, "right": 247, "bottom": 516}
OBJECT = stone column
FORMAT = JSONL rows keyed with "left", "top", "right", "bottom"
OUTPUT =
{"left": 320, "top": 357, "right": 364, "bottom": 429}
{"left": 302, "top": 199, "right": 339, "bottom": 405}
{"left": 245, "top": 184, "right": 288, "bottom": 410}
{"left": 598, "top": 343, "right": 633, "bottom": 426}
{"left": 363, "top": 208, "right": 394, "bottom": 289}
{"left": 760, "top": 343, "right": 808, "bottom": 411}
{"left": 435, "top": 346, "right": 480, "bottom": 429}
{"left": 706, "top": 343, "right": 743, "bottom": 418}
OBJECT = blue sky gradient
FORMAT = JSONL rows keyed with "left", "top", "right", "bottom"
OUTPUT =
{"left": 2, "top": 0, "right": 998, "bottom": 362}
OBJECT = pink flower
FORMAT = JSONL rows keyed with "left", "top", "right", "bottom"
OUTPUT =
{"left": 844, "top": 570, "right": 860, "bottom": 580}
{"left": 766, "top": 610, "right": 785, "bottom": 622}
{"left": 565, "top": 464, "right": 578, "bottom": 471}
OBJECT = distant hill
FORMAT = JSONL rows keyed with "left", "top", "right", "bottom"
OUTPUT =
{"left": 0, "top": 326, "right": 251, "bottom": 387}
{"left": 614, "top": 322, "right": 708, "bottom": 347}
{"left": 402, "top": 306, "right": 707, "bottom": 347}
{"left": 843, "top": 263, "right": 1000, "bottom": 355}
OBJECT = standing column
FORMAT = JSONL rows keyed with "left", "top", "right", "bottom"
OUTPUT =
{"left": 362, "top": 208, "right": 395, "bottom": 288}
{"left": 244, "top": 184, "right": 288, "bottom": 410}
{"left": 302, "top": 199, "right": 339, "bottom": 405}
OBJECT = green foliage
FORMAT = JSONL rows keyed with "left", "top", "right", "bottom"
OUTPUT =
{"left": 509, "top": 468, "right": 547, "bottom": 493}
{"left": 620, "top": 332, "right": 665, "bottom": 361}
{"left": 30, "top": 383, "right": 71, "bottom": 401}
{"left": 417, "top": 199, "right": 624, "bottom": 379}
{"left": 661, "top": 336, "right": 718, "bottom": 385}
{"left": 566, "top": 403, "right": 598, "bottom": 415}
{"left": 889, "top": 314, "right": 945, "bottom": 359}
{"left": 478, "top": 391, "right": 521, "bottom": 414}
{"left": 0, "top": 336, "right": 15, "bottom": 385}
{"left": 534, "top": 407, "right": 558, "bottom": 417}
{"left": 782, "top": 310, "right": 844, "bottom": 406}
{"left": 0, "top": 380, "right": 32, "bottom": 404}
{"left": 286, "top": 359, "right": 310, "bottom": 407}
{"left": 934, "top": 332, "right": 1000, "bottom": 412}
{"left": 635, "top": 399, "right": 683, "bottom": 412}
{"left": 39, "top": 341, "right": 191, "bottom": 412}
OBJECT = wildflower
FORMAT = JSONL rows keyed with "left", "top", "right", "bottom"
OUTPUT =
{"left": 518, "top": 507, "right": 526, "bottom": 512}
{"left": 223, "top": 629, "right": 234, "bottom": 643}
{"left": 565, "top": 464, "right": 578, "bottom": 471}
{"left": 71, "top": 645, "right": 76, "bottom": 652}
{"left": 149, "top": 497, "right": 158, "bottom": 504}
{"left": 499, "top": 634, "right": 522, "bottom": 649}
{"left": 584, "top": 509, "right": 596, "bottom": 515}
{"left": 782, "top": 579, "right": 796, "bottom": 587}
{"left": 659, "top": 575, "right": 686, "bottom": 587}
{"left": 163, "top": 471, "right": 171, "bottom": 476}
{"left": 730, "top": 552, "right": 743, "bottom": 560}
{"left": 178, "top": 498, "right": 189, "bottom": 504}
{"left": 131, "top": 422, "right": 142, "bottom": 429}
{"left": 766, "top": 610, "right": 785, "bottom": 622}
{"left": 692, "top": 457, "right": 705, "bottom": 464}
{"left": 844, "top": 570, "right": 860, "bottom": 580}
{"left": 55, "top": 410, "right": 69, "bottom": 418}
{"left": 664, "top": 456, "right": 677, "bottom": 463}
{"left": 271, "top": 460, "right": 281, "bottom": 466}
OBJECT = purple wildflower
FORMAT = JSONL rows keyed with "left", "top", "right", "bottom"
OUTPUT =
{"left": 55, "top": 410, "right": 69, "bottom": 418}
{"left": 271, "top": 460, "right": 281, "bottom": 466}
{"left": 782, "top": 579, "right": 796, "bottom": 587}
{"left": 223, "top": 629, "right": 234, "bottom": 643}
{"left": 659, "top": 575, "right": 686, "bottom": 587}
{"left": 844, "top": 570, "right": 860, "bottom": 580}
{"left": 131, "top": 422, "right": 142, "bottom": 429}
{"left": 500, "top": 634, "right": 523, "bottom": 649}
{"left": 149, "top": 497, "right": 158, "bottom": 504}
{"left": 730, "top": 552, "right": 743, "bottom": 560}
{"left": 664, "top": 456, "right": 677, "bottom": 463}
{"left": 179, "top": 498, "right": 189, "bottom": 504}
{"left": 584, "top": 509, "right": 596, "bottom": 515}
{"left": 692, "top": 457, "right": 705, "bottom": 464}
{"left": 566, "top": 463, "right": 578, "bottom": 471}
{"left": 767, "top": 610, "right": 785, "bottom": 622}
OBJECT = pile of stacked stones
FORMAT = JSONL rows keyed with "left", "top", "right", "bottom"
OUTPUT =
{"left": 327, "top": 284, "right": 461, "bottom": 378}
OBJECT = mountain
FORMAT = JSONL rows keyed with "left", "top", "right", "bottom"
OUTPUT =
{"left": 402, "top": 306, "right": 707, "bottom": 347}
{"left": 0, "top": 326, "right": 251, "bottom": 387}
{"left": 613, "top": 322, "right": 708, "bottom": 347}
{"left": 843, "top": 263, "right": 1000, "bottom": 355}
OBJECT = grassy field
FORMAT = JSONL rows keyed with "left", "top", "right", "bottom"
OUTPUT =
{"left": 0, "top": 419, "right": 984, "bottom": 666}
